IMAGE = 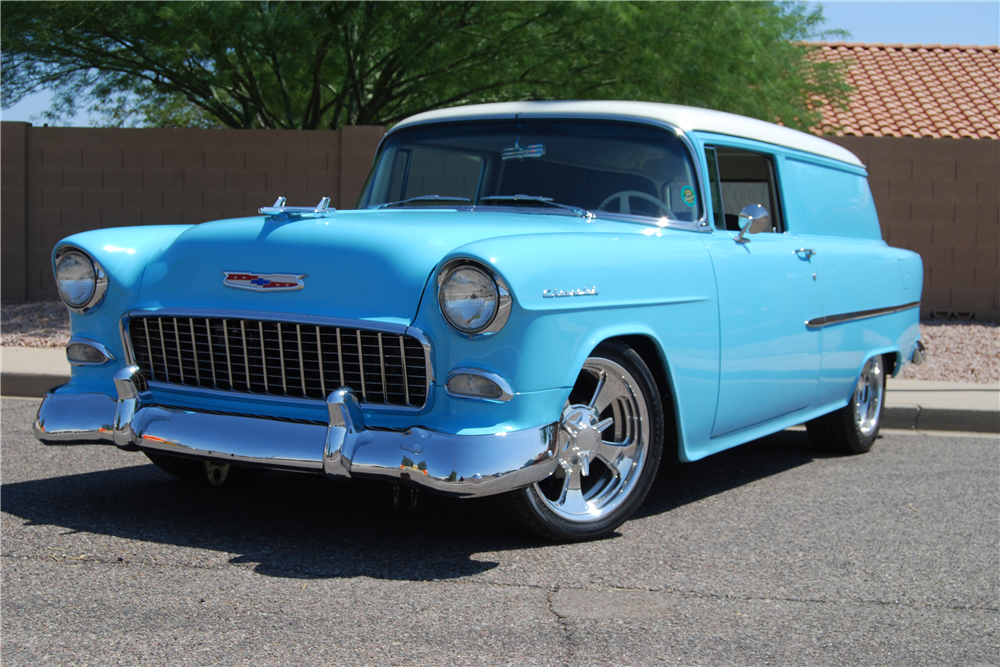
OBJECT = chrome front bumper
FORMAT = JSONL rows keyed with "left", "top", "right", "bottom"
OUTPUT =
{"left": 34, "top": 366, "right": 559, "bottom": 498}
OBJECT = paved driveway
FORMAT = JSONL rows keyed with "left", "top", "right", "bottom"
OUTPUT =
{"left": 2, "top": 397, "right": 997, "bottom": 666}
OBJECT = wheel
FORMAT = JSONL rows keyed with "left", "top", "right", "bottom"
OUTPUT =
{"left": 806, "top": 355, "right": 886, "bottom": 454}
{"left": 501, "top": 340, "right": 664, "bottom": 541}
{"left": 144, "top": 451, "right": 265, "bottom": 486}
{"left": 598, "top": 190, "right": 671, "bottom": 217}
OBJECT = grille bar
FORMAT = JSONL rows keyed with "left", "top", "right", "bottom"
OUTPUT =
{"left": 128, "top": 316, "right": 428, "bottom": 407}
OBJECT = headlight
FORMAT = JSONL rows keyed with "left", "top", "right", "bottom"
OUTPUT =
{"left": 55, "top": 248, "right": 108, "bottom": 313}
{"left": 437, "top": 259, "right": 512, "bottom": 338}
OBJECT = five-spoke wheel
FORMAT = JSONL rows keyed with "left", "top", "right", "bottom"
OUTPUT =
{"left": 502, "top": 340, "right": 664, "bottom": 541}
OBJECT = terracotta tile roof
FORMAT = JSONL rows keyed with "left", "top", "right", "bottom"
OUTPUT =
{"left": 811, "top": 42, "right": 999, "bottom": 139}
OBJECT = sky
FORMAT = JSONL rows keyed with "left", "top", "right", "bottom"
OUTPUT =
{"left": 2, "top": 1, "right": 998, "bottom": 127}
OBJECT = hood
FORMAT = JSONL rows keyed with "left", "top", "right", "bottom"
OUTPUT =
{"left": 137, "top": 209, "right": 631, "bottom": 324}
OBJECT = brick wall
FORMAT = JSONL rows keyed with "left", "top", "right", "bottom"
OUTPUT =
{"left": 0, "top": 123, "right": 384, "bottom": 301}
{"left": 827, "top": 136, "right": 998, "bottom": 321}
{"left": 2, "top": 124, "right": 997, "bottom": 320}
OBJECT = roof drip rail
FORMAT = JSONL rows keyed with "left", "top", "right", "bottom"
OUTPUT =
{"left": 259, "top": 197, "right": 335, "bottom": 221}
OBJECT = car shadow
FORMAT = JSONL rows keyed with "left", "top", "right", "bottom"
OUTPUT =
{"left": 2, "top": 429, "right": 830, "bottom": 581}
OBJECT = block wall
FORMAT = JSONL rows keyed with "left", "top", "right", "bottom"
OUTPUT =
{"left": 828, "top": 136, "right": 998, "bottom": 321}
{"left": 0, "top": 123, "right": 384, "bottom": 301}
{"left": 2, "top": 125, "right": 997, "bottom": 320}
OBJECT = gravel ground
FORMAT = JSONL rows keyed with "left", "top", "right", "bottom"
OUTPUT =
{"left": 2, "top": 301, "right": 998, "bottom": 384}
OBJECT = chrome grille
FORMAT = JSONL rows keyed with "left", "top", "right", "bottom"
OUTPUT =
{"left": 127, "top": 316, "right": 428, "bottom": 407}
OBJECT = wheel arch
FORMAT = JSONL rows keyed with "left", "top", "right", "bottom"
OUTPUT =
{"left": 601, "top": 333, "right": 681, "bottom": 464}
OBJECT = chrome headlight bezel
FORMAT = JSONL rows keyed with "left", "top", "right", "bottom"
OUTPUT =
{"left": 436, "top": 258, "right": 512, "bottom": 339}
{"left": 54, "top": 246, "right": 108, "bottom": 314}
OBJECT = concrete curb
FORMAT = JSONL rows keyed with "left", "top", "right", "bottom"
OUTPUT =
{"left": 884, "top": 404, "right": 1000, "bottom": 434}
{"left": 1, "top": 373, "right": 69, "bottom": 399}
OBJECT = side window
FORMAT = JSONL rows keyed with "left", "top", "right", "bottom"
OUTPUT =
{"left": 711, "top": 146, "right": 783, "bottom": 233}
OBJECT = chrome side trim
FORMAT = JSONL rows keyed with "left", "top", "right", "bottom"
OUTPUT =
{"left": 806, "top": 301, "right": 921, "bottom": 329}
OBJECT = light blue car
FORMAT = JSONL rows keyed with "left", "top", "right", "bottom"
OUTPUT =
{"left": 35, "top": 101, "right": 924, "bottom": 541}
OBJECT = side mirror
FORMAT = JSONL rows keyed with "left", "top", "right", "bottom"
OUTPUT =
{"left": 734, "top": 204, "right": 771, "bottom": 244}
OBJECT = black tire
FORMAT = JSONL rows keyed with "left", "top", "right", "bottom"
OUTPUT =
{"left": 806, "top": 355, "right": 886, "bottom": 454}
{"left": 500, "top": 340, "right": 665, "bottom": 542}
{"left": 144, "top": 451, "right": 265, "bottom": 485}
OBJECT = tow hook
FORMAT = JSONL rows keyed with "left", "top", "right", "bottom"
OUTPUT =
{"left": 205, "top": 462, "right": 231, "bottom": 486}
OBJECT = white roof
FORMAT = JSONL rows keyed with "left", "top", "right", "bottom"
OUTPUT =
{"left": 392, "top": 101, "right": 864, "bottom": 168}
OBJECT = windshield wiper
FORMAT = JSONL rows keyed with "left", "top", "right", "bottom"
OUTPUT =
{"left": 478, "top": 195, "right": 594, "bottom": 219}
{"left": 371, "top": 195, "right": 471, "bottom": 209}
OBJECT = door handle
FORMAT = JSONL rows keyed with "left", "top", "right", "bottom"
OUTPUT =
{"left": 793, "top": 248, "right": 816, "bottom": 258}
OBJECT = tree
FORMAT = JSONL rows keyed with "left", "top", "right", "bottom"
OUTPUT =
{"left": 1, "top": 1, "right": 850, "bottom": 131}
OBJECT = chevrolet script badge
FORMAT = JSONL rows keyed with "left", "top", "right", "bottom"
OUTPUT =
{"left": 223, "top": 271, "right": 307, "bottom": 292}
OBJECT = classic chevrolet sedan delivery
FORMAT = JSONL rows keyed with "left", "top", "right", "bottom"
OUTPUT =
{"left": 35, "top": 101, "right": 924, "bottom": 541}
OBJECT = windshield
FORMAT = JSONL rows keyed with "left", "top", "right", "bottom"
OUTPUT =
{"left": 357, "top": 119, "right": 703, "bottom": 223}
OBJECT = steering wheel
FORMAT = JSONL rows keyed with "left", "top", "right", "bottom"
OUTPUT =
{"left": 598, "top": 191, "right": 672, "bottom": 216}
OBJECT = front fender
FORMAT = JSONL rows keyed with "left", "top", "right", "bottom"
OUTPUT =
{"left": 53, "top": 225, "right": 193, "bottom": 394}
{"left": 411, "top": 230, "right": 722, "bottom": 446}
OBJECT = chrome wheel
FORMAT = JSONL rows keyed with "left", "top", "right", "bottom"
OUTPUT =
{"left": 502, "top": 341, "right": 664, "bottom": 541}
{"left": 533, "top": 357, "right": 649, "bottom": 522}
{"left": 854, "top": 356, "right": 885, "bottom": 437}
{"left": 806, "top": 354, "right": 887, "bottom": 454}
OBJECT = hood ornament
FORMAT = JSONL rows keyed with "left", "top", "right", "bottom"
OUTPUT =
{"left": 223, "top": 271, "right": 307, "bottom": 292}
{"left": 259, "top": 196, "right": 334, "bottom": 222}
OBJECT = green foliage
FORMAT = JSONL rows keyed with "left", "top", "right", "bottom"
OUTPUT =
{"left": 1, "top": 1, "right": 851, "bottom": 131}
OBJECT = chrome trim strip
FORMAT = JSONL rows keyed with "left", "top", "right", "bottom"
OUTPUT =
{"left": 316, "top": 326, "right": 326, "bottom": 397}
{"left": 173, "top": 318, "right": 185, "bottom": 383}
{"left": 377, "top": 332, "right": 388, "bottom": 399}
{"left": 142, "top": 380, "right": 421, "bottom": 414}
{"left": 120, "top": 318, "right": 136, "bottom": 367}
{"left": 444, "top": 367, "right": 514, "bottom": 402}
{"left": 189, "top": 318, "right": 201, "bottom": 385}
{"left": 336, "top": 328, "right": 345, "bottom": 386}
{"left": 399, "top": 335, "right": 410, "bottom": 405}
{"left": 277, "top": 322, "right": 287, "bottom": 394}
{"left": 296, "top": 324, "right": 306, "bottom": 394}
{"left": 206, "top": 318, "right": 217, "bottom": 388}
{"left": 222, "top": 319, "right": 234, "bottom": 388}
{"left": 258, "top": 321, "right": 268, "bottom": 393}
{"left": 806, "top": 301, "right": 921, "bottom": 329}
{"left": 356, "top": 329, "right": 367, "bottom": 400}
{"left": 158, "top": 319, "right": 169, "bottom": 382}
{"left": 125, "top": 308, "right": 410, "bottom": 336}
{"left": 240, "top": 320, "right": 251, "bottom": 390}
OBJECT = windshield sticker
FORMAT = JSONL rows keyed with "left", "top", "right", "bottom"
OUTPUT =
{"left": 681, "top": 186, "right": 696, "bottom": 207}
{"left": 502, "top": 142, "right": 545, "bottom": 160}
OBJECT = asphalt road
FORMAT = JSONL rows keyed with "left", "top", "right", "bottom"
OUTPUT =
{"left": 2, "top": 397, "right": 997, "bottom": 666}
